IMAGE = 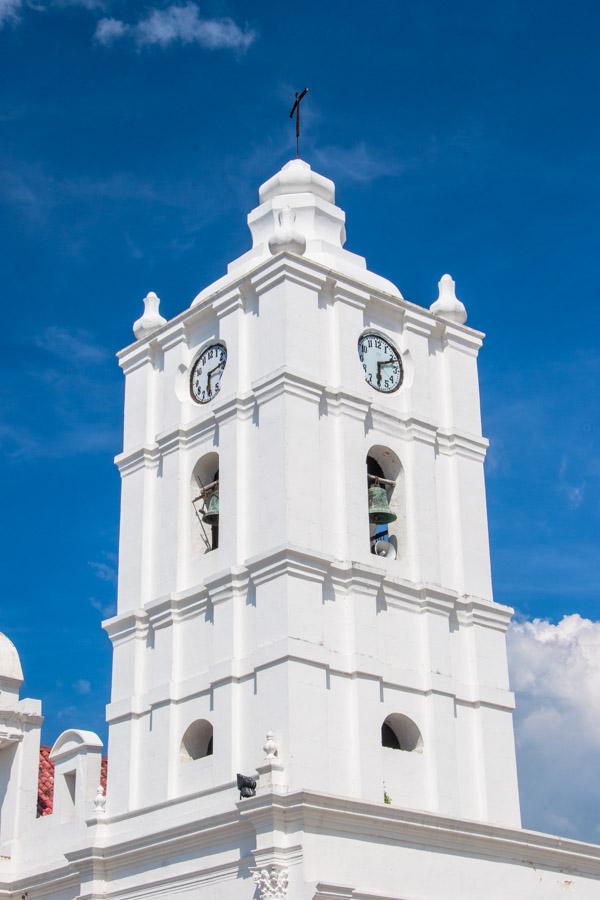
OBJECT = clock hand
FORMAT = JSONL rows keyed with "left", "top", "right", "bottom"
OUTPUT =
{"left": 206, "top": 365, "right": 222, "bottom": 394}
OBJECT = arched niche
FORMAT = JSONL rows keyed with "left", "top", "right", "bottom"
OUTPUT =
{"left": 180, "top": 719, "right": 214, "bottom": 761}
{"left": 366, "top": 445, "right": 404, "bottom": 559}
{"left": 191, "top": 452, "right": 219, "bottom": 555}
{"left": 381, "top": 713, "right": 423, "bottom": 753}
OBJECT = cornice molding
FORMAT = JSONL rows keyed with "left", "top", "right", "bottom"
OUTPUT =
{"left": 114, "top": 442, "right": 160, "bottom": 476}
{"left": 212, "top": 391, "right": 256, "bottom": 425}
{"left": 105, "top": 647, "right": 515, "bottom": 723}
{"left": 328, "top": 280, "right": 370, "bottom": 310}
{"left": 436, "top": 428, "right": 489, "bottom": 462}
{"left": 103, "top": 608, "right": 149, "bottom": 643}
{"left": 212, "top": 284, "right": 246, "bottom": 319}
{"left": 249, "top": 255, "right": 330, "bottom": 295}
{"left": 7, "top": 789, "right": 600, "bottom": 896}
{"left": 441, "top": 321, "right": 484, "bottom": 355}
{"left": 241, "top": 790, "right": 600, "bottom": 877}
{"left": 252, "top": 367, "right": 324, "bottom": 407}
{"left": 455, "top": 594, "right": 514, "bottom": 631}
{"left": 117, "top": 252, "right": 485, "bottom": 369}
{"left": 323, "top": 388, "right": 371, "bottom": 421}
{"left": 402, "top": 307, "right": 438, "bottom": 339}
{"left": 246, "top": 544, "right": 333, "bottom": 587}
{"left": 115, "top": 371, "right": 489, "bottom": 467}
{"left": 0, "top": 707, "right": 43, "bottom": 734}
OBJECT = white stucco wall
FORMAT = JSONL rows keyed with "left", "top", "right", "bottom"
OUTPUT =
{"left": 1, "top": 159, "right": 597, "bottom": 899}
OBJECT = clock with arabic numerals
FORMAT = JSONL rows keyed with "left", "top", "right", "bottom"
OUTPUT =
{"left": 358, "top": 332, "right": 403, "bottom": 393}
{"left": 190, "top": 343, "right": 227, "bottom": 404}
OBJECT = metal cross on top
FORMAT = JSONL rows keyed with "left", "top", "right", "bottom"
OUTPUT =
{"left": 289, "top": 88, "right": 309, "bottom": 158}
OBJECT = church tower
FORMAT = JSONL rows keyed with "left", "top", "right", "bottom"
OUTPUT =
{"left": 106, "top": 156, "right": 520, "bottom": 834}
{"left": 4, "top": 156, "right": 600, "bottom": 900}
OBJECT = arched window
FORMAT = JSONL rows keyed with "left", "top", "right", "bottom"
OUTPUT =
{"left": 381, "top": 714, "right": 423, "bottom": 752}
{"left": 191, "top": 452, "right": 219, "bottom": 553}
{"left": 180, "top": 719, "right": 214, "bottom": 761}
{"left": 366, "top": 446, "right": 403, "bottom": 559}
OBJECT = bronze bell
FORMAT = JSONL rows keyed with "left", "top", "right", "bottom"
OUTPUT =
{"left": 368, "top": 483, "right": 397, "bottom": 525}
{"left": 202, "top": 489, "right": 219, "bottom": 526}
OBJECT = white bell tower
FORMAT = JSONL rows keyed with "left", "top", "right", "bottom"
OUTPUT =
{"left": 107, "top": 157, "right": 519, "bottom": 829}
{"left": 4, "top": 158, "right": 600, "bottom": 900}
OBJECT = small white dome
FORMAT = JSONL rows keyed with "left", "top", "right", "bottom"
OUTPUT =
{"left": 0, "top": 632, "right": 24, "bottom": 682}
{"left": 259, "top": 158, "right": 335, "bottom": 205}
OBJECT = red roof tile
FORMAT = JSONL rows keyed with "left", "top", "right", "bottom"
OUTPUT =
{"left": 37, "top": 745, "right": 108, "bottom": 817}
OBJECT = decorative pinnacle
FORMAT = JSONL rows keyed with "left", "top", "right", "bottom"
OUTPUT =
{"left": 430, "top": 273, "right": 467, "bottom": 325}
{"left": 263, "top": 730, "right": 279, "bottom": 761}
{"left": 133, "top": 291, "right": 167, "bottom": 341}
{"left": 94, "top": 784, "right": 106, "bottom": 815}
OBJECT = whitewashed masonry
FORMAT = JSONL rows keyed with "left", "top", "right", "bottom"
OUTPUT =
{"left": 1, "top": 158, "right": 599, "bottom": 899}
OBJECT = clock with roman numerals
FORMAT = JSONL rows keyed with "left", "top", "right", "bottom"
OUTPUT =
{"left": 190, "top": 342, "right": 227, "bottom": 404}
{"left": 358, "top": 332, "right": 403, "bottom": 393}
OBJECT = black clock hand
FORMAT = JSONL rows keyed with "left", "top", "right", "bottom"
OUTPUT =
{"left": 207, "top": 365, "right": 222, "bottom": 393}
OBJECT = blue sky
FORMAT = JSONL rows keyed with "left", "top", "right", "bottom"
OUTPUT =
{"left": 1, "top": 1, "right": 599, "bottom": 839}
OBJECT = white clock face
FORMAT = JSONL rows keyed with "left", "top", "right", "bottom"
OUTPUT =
{"left": 190, "top": 343, "right": 227, "bottom": 404}
{"left": 358, "top": 332, "right": 403, "bottom": 393}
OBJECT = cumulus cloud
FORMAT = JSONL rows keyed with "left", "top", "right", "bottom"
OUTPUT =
{"left": 508, "top": 614, "right": 600, "bottom": 842}
{"left": 95, "top": 3, "right": 256, "bottom": 51}
{"left": 94, "top": 15, "right": 126, "bottom": 44}
{"left": 0, "top": 0, "right": 21, "bottom": 28}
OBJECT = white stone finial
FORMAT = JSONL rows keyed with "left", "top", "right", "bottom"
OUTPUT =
{"left": 94, "top": 784, "right": 106, "bottom": 815}
{"left": 133, "top": 291, "right": 167, "bottom": 341}
{"left": 430, "top": 274, "right": 467, "bottom": 325}
{"left": 268, "top": 206, "right": 306, "bottom": 257}
{"left": 263, "top": 731, "right": 279, "bottom": 761}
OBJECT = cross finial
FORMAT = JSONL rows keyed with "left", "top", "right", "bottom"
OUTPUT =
{"left": 289, "top": 88, "right": 309, "bottom": 159}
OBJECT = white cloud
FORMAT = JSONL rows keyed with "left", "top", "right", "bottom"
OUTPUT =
{"left": 89, "top": 558, "right": 117, "bottom": 584}
{"left": 90, "top": 596, "right": 116, "bottom": 618}
{"left": 1, "top": 0, "right": 105, "bottom": 29}
{"left": 73, "top": 678, "right": 91, "bottom": 695}
{"left": 314, "top": 142, "right": 404, "bottom": 184}
{"left": 54, "top": 0, "right": 106, "bottom": 7}
{"left": 558, "top": 455, "right": 585, "bottom": 509}
{"left": 94, "top": 15, "right": 127, "bottom": 45}
{"left": 508, "top": 614, "right": 600, "bottom": 841}
{"left": 0, "top": 0, "right": 21, "bottom": 28}
{"left": 34, "top": 325, "right": 108, "bottom": 364}
{"left": 95, "top": 3, "right": 256, "bottom": 51}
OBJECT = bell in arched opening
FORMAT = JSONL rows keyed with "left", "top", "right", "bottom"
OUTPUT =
{"left": 202, "top": 488, "right": 219, "bottom": 526}
{"left": 368, "top": 483, "right": 397, "bottom": 525}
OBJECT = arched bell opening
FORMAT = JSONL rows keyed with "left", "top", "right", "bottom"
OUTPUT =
{"left": 191, "top": 452, "right": 219, "bottom": 554}
{"left": 381, "top": 714, "right": 423, "bottom": 753}
{"left": 366, "top": 446, "right": 403, "bottom": 560}
{"left": 180, "top": 719, "right": 214, "bottom": 761}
